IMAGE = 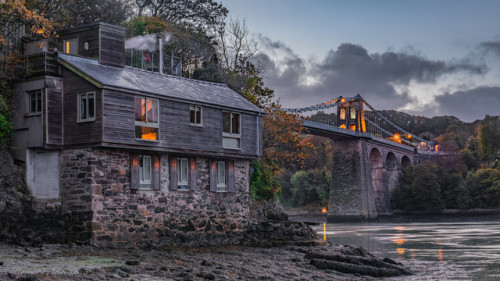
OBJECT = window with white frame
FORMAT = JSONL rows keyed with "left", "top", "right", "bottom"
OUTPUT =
{"left": 222, "top": 112, "right": 241, "bottom": 149}
{"left": 177, "top": 158, "right": 189, "bottom": 190}
{"left": 217, "top": 161, "right": 226, "bottom": 191}
{"left": 29, "top": 90, "right": 42, "bottom": 114}
{"left": 139, "top": 155, "right": 152, "bottom": 189}
{"left": 135, "top": 97, "right": 159, "bottom": 141}
{"left": 78, "top": 92, "right": 96, "bottom": 122}
{"left": 190, "top": 105, "right": 202, "bottom": 126}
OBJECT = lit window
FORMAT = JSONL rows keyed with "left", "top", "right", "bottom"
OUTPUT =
{"left": 135, "top": 97, "right": 159, "bottom": 141}
{"left": 63, "top": 38, "right": 78, "bottom": 55}
{"left": 177, "top": 158, "right": 189, "bottom": 190}
{"left": 339, "top": 108, "right": 346, "bottom": 120}
{"left": 217, "top": 161, "right": 226, "bottom": 191}
{"left": 78, "top": 92, "right": 96, "bottom": 122}
{"left": 29, "top": 90, "right": 42, "bottom": 114}
{"left": 222, "top": 112, "right": 241, "bottom": 149}
{"left": 190, "top": 105, "right": 202, "bottom": 125}
{"left": 139, "top": 155, "right": 151, "bottom": 189}
{"left": 350, "top": 108, "right": 356, "bottom": 119}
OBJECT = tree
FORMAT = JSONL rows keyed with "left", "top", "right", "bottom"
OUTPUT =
{"left": 135, "top": 0, "right": 228, "bottom": 32}
{"left": 392, "top": 163, "right": 445, "bottom": 211}
{"left": 25, "top": 0, "right": 134, "bottom": 29}
{"left": 1, "top": 0, "right": 55, "bottom": 147}
{"left": 477, "top": 115, "right": 500, "bottom": 162}
{"left": 262, "top": 103, "right": 313, "bottom": 176}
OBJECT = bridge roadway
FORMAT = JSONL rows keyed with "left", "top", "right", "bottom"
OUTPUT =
{"left": 303, "top": 120, "right": 416, "bottom": 153}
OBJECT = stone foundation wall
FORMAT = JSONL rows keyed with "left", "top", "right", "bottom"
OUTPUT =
{"left": 62, "top": 148, "right": 251, "bottom": 248}
{"left": 60, "top": 149, "right": 96, "bottom": 243}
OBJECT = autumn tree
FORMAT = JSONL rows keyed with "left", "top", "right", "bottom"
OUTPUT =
{"left": 1, "top": 0, "right": 54, "bottom": 147}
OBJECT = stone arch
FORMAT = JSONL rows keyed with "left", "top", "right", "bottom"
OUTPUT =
{"left": 370, "top": 148, "right": 385, "bottom": 214}
{"left": 385, "top": 152, "right": 399, "bottom": 212}
{"left": 401, "top": 156, "right": 412, "bottom": 170}
{"left": 386, "top": 152, "right": 397, "bottom": 171}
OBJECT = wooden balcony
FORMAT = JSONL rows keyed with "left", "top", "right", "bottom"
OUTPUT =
{"left": 25, "top": 52, "right": 58, "bottom": 77}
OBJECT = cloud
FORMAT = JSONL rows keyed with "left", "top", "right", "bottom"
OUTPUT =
{"left": 480, "top": 41, "right": 500, "bottom": 56}
{"left": 432, "top": 87, "right": 500, "bottom": 122}
{"left": 256, "top": 36, "right": 489, "bottom": 120}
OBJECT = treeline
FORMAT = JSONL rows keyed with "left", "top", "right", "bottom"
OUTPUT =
{"left": 392, "top": 115, "right": 500, "bottom": 211}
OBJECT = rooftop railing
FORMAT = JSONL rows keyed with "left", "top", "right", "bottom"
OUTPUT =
{"left": 125, "top": 49, "right": 182, "bottom": 76}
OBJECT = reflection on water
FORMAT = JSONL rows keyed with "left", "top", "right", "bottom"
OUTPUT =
{"left": 314, "top": 221, "right": 500, "bottom": 281}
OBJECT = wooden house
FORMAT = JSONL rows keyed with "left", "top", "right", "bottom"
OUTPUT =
{"left": 11, "top": 22, "right": 262, "bottom": 247}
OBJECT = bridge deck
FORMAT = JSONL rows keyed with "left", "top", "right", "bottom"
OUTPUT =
{"left": 304, "top": 120, "right": 415, "bottom": 152}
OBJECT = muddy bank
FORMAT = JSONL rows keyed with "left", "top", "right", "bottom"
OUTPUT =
{"left": 0, "top": 242, "right": 465, "bottom": 281}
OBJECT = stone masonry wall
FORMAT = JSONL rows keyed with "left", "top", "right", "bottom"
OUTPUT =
{"left": 77, "top": 148, "right": 251, "bottom": 248}
{"left": 60, "top": 149, "right": 97, "bottom": 243}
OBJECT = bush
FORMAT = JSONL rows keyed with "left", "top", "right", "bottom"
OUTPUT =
{"left": 466, "top": 168, "right": 500, "bottom": 208}
{"left": 250, "top": 160, "right": 280, "bottom": 201}
{"left": 0, "top": 94, "right": 12, "bottom": 147}
{"left": 392, "top": 163, "right": 445, "bottom": 211}
{"left": 287, "top": 168, "right": 330, "bottom": 207}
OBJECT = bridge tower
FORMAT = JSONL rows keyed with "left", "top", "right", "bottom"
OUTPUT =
{"left": 337, "top": 95, "right": 366, "bottom": 132}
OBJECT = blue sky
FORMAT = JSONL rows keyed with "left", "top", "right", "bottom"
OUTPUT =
{"left": 221, "top": 0, "right": 500, "bottom": 121}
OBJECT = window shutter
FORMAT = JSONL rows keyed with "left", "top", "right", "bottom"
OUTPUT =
{"left": 209, "top": 160, "right": 217, "bottom": 192}
{"left": 189, "top": 157, "right": 197, "bottom": 191}
{"left": 227, "top": 161, "right": 235, "bottom": 192}
{"left": 152, "top": 155, "right": 161, "bottom": 190}
{"left": 130, "top": 154, "right": 139, "bottom": 190}
{"left": 169, "top": 156, "right": 178, "bottom": 190}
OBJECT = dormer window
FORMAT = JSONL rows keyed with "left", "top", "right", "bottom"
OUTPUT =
{"left": 63, "top": 38, "right": 78, "bottom": 55}
{"left": 135, "top": 97, "right": 159, "bottom": 141}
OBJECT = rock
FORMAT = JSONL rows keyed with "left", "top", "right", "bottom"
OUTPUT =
{"left": 125, "top": 260, "right": 140, "bottom": 266}
{"left": 250, "top": 199, "right": 289, "bottom": 221}
{"left": 306, "top": 250, "right": 412, "bottom": 277}
{"left": 16, "top": 275, "right": 38, "bottom": 281}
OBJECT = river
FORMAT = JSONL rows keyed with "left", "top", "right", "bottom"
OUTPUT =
{"left": 313, "top": 220, "right": 500, "bottom": 280}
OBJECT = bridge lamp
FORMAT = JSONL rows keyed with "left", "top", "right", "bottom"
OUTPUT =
{"left": 407, "top": 134, "right": 412, "bottom": 139}
{"left": 341, "top": 98, "right": 346, "bottom": 103}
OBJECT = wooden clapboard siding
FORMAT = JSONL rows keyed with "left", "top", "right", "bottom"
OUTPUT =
{"left": 102, "top": 88, "right": 260, "bottom": 157}
{"left": 58, "top": 24, "right": 99, "bottom": 59}
{"left": 99, "top": 25, "right": 125, "bottom": 67}
{"left": 62, "top": 68, "right": 102, "bottom": 145}
{"left": 45, "top": 89, "right": 63, "bottom": 145}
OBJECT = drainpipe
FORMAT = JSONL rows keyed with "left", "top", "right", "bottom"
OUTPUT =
{"left": 256, "top": 112, "right": 262, "bottom": 157}
{"left": 159, "top": 37, "right": 164, "bottom": 74}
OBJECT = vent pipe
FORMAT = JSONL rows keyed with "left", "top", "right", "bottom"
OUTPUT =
{"left": 158, "top": 37, "right": 164, "bottom": 74}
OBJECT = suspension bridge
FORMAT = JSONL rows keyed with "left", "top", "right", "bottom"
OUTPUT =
{"left": 283, "top": 95, "right": 439, "bottom": 221}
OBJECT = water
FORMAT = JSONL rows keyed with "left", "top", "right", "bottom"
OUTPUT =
{"left": 314, "top": 220, "right": 500, "bottom": 280}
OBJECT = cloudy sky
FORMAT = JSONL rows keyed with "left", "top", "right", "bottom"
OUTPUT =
{"left": 221, "top": 0, "right": 500, "bottom": 121}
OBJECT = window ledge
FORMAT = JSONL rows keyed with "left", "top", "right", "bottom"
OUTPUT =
{"left": 25, "top": 113, "right": 42, "bottom": 118}
{"left": 135, "top": 138, "right": 160, "bottom": 143}
{"left": 77, "top": 119, "right": 96, "bottom": 123}
{"left": 189, "top": 123, "right": 203, "bottom": 127}
{"left": 222, "top": 147, "right": 242, "bottom": 151}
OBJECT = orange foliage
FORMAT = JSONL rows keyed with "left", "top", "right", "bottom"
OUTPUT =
{"left": 1, "top": 0, "right": 55, "bottom": 80}
{"left": 262, "top": 103, "right": 313, "bottom": 176}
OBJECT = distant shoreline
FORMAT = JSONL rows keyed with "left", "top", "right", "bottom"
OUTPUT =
{"left": 287, "top": 208, "right": 500, "bottom": 224}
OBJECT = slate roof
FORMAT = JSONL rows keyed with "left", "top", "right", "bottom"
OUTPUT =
{"left": 58, "top": 54, "right": 261, "bottom": 113}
